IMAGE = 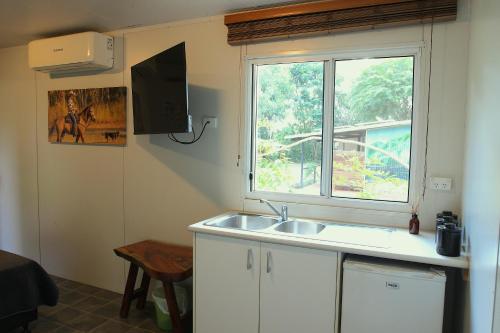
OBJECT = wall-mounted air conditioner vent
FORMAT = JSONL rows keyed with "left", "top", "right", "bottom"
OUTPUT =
{"left": 28, "top": 32, "right": 114, "bottom": 74}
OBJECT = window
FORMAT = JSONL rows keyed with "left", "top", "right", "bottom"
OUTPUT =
{"left": 247, "top": 49, "right": 418, "bottom": 207}
{"left": 253, "top": 61, "right": 325, "bottom": 195}
{"left": 332, "top": 57, "right": 414, "bottom": 202}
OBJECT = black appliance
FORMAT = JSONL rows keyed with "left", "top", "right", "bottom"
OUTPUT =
{"left": 436, "top": 223, "right": 462, "bottom": 257}
{"left": 131, "top": 42, "right": 191, "bottom": 134}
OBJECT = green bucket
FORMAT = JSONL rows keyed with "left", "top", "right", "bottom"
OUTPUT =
{"left": 154, "top": 300, "right": 173, "bottom": 332}
{"left": 152, "top": 285, "right": 190, "bottom": 332}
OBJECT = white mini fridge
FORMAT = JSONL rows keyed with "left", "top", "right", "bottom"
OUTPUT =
{"left": 341, "top": 256, "right": 446, "bottom": 333}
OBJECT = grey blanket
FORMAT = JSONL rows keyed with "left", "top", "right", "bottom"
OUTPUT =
{"left": 0, "top": 250, "right": 58, "bottom": 319}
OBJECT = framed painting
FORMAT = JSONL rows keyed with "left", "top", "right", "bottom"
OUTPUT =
{"left": 48, "top": 87, "right": 127, "bottom": 145}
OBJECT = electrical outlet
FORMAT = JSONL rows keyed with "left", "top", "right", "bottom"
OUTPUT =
{"left": 203, "top": 117, "right": 218, "bottom": 129}
{"left": 430, "top": 177, "right": 452, "bottom": 191}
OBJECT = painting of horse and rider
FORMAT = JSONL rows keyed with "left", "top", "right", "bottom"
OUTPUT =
{"left": 48, "top": 87, "right": 126, "bottom": 145}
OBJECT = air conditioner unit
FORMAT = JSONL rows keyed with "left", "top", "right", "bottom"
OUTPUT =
{"left": 28, "top": 32, "right": 114, "bottom": 74}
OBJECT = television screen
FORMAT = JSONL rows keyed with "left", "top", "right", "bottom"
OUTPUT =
{"left": 131, "top": 42, "right": 190, "bottom": 134}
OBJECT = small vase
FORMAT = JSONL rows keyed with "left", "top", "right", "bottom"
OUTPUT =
{"left": 409, "top": 213, "right": 420, "bottom": 235}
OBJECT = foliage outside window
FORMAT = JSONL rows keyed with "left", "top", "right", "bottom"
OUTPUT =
{"left": 250, "top": 53, "right": 415, "bottom": 204}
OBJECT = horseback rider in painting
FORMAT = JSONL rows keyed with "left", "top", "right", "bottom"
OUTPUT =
{"left": 66, "top": 90, "right": 79, "bottom": 136}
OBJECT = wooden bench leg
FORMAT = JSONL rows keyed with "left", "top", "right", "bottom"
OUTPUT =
{"left": 22, "top": 322, "right": 31, "bottom": 333}
{"left": 120, "top": 263, "right": 139, "bottom": 318}
{"left": 163, "top": 281, "right": 183, "bottom": 333}
{"left": 136, "top": 272, "right": 151, "bottom": 310}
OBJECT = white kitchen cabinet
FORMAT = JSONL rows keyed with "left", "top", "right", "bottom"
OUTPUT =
{"left": 194, "top": 233, "right": 260, "bottom": 333}
{"left": 194, "top": 233, "right": 338, "bottom": 333}
{"left": 259, "top": 242, "right": 338, "bottom": 333}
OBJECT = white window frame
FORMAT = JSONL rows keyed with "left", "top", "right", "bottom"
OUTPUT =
{"left": 243, "top": 44, "right": 426, "bottom": 214}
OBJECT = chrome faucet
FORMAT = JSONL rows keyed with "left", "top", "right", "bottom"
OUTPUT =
{"left": 260, "top": 199, "right": 288, "bottom": 222}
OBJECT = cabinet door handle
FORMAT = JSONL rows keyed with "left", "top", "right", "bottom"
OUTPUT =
{"left": 266, "top": 251, "right": 272, "bottom": 273}
{"left": 247, "top": 249, "right": 253, "bottom": 270}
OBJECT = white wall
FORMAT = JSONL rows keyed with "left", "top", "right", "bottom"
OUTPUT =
{"left": 35, "top": 33, "right": 127, "bottom": 290}
{"left": 122, "top": 18, "right": 242, "bottom": 247}
{"left": 0, "top": 46, "right": 39, "bottom": 261}
{"left": 461, "top": 0, "right": 500, "bottom": 331}
{"left": 0, "top": 14, "right": 470, "bottom": 292}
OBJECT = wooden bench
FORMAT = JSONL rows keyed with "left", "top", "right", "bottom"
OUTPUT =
{"left": 114, "top": 240, "right": 193, "bottom": 333}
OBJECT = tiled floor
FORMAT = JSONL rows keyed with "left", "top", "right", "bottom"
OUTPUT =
{"left": 10, "top": 275, "right": 178, "bottom": 333}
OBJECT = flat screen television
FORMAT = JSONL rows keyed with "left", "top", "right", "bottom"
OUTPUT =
{"left": 131, "top": 42, "right": 191, "bottom": 134}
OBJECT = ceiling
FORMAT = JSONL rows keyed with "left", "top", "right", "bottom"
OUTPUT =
{"left": 0, "top": 0, "right": 297, "bottom": 48}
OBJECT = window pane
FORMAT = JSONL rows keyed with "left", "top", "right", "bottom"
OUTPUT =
{"left": 254, "top": 62, "right": 324, "bottom": 195}
{"left": 332, "top": 57, "right": 414, "bottom": 202}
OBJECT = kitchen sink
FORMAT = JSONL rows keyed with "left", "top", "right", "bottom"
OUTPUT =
{"left": 274, "top": 220, "right": 326, "bottom": 235}
{"left": 205, "top": 214, "right": 280, "bottom": 231}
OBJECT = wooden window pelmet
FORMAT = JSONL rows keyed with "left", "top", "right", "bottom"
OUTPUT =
{"left": 224, "top": 0, "right": 457, "bottom": 45}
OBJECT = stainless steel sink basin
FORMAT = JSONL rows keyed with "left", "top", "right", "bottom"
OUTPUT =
{"left": 274, "top": 220, "right": 326, "bottom": 235}
{"left": 205, "top": 214, "right": 280, "bottom": 231}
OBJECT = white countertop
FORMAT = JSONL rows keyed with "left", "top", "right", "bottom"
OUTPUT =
{"left": 188, "top": 212, "right": 469, "bottom": 269}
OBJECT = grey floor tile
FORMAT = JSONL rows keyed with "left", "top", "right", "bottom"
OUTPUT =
{"left": 76, "top": 284, "right": 104, "bottom": 295}
{"left": 52, "top": 326, "right": 84, "bottom": 333}
{"left": 126, "top": 328, "right": 155, "bottom": 333}
{"left": 136, "top": 317, "right": 164, "bottom": 333}
{"left": 54, "top": 279, "right": 71, "bottom": 289}
{"left": 89, "top": 319, "right": 134, "bottom": 333}
{"left": 91, "top": 301, "right": 122, "bottom": 319}
{"left": 115, "top": 308, "right": 154, "bottom": 327}
{"left": 93, "top": 289, "right": 123, "bottom": 302}
{"left": 58, "top": 280, "right": 88, "bottom": 290}
{"left": 31, "top": 318, "right": 63, "bottom": 332}
{"left": 39, "top": 303, "right": 68, "bottom": 317}
{"left": 111, "top": 297, "right": 124, "bottom": 304}
{"left": 66, "top": 313, "right": 107, "bottom": 331}
{"left": 48, "top": 307, "right": 85, "bottom": 326}
{"left": 25, "top": 276, "right": 164, "bottom": 333}
{"left": 59, "top": 290, "right": 89, "bottom": 306}
{"left": 73, "top": 296, "right": 110, "bottom": 312}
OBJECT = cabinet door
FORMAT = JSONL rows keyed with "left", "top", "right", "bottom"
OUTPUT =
{"left": 195, "top": 233, "right": 260, "bottom": 333}
{"left": 260, "top": 243, "right": 338, "bottom": 333}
